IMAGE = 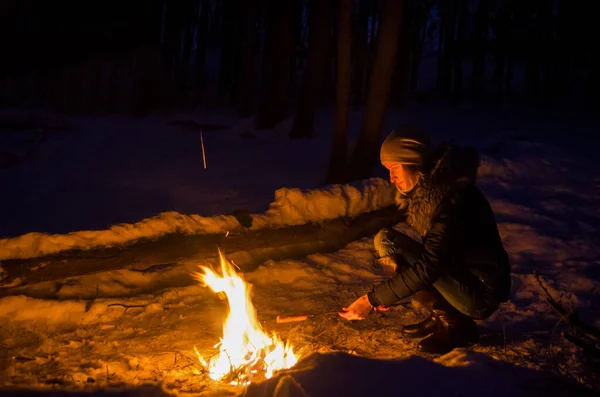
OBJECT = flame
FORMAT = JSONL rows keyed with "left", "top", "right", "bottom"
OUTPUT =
{"left": 192, "top": 249, "right": 298, "bottom": 385}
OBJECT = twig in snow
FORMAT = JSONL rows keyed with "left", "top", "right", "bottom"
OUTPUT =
{"left": 533, "top": 271, "right": 573, "bottom": 325}
{"left": 107, "top": 303, "right": 149, "bottom": 309}
{"left": 534, "top": 272, "right": 600, "bottom": 339}
{"left": 533, "top": 271, "right": 600, "bottom": 358}
{"left": 107, "top": 303, "right": 152, "bottom": 314}
{"left": 200, "top": 131, "right": 207, "bottom": 169}
{"left": 563, "top": 332, "right": 600, "bottom": 359}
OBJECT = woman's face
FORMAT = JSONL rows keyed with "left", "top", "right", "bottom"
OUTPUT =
{"left": 383, "top": 162, "right": 418, "bottom": 193}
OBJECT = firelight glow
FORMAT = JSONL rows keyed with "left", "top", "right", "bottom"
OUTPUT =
{"left": 192, "top": 249, "right": 298, "bottom": 385}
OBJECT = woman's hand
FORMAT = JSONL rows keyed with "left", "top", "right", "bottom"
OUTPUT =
{"left": 338, "top": 294, "right": 373, "bottom": 321}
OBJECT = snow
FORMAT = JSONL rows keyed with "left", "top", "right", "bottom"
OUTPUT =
{"left": 1, "top": 104, "right": 600, "bottom": 395}
{"left": 240, "top": 350, "right": 581, "bottom": 397}
{"left": 0, "top": 109, "right": 396, "bottom": 260}
{"left": 0, "top": 177, "right": 395, "bottom": 261}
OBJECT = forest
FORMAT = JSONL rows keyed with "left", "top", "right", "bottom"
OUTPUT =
{"left": 0, "top": 0, "right": 596, "bottom": 181}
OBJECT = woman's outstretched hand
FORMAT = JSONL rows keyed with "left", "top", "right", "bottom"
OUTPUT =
{"left": 339, "top": 294, "right": 372, "bottom": 320}
{"left": 339, "top": 294, "right": 388, "bottom": 320}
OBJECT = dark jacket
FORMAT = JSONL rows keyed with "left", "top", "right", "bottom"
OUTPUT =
{"left": 369, "top": 143, "right": 511, "bottom": 307}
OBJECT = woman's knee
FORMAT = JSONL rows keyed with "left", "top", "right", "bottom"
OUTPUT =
{"left": 433, "top": 278, "right": 499, "bottom": 320}
{"left": 374, "top": 228, "right": 395, "bottom": 257}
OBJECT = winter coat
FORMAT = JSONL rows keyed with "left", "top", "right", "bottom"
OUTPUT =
{"left": 369, "top": 142, "right": 511, "bottom": 307}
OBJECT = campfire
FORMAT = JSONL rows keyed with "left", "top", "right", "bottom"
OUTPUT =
{"left": 192, "top": 249, "right": 298, "bottom": 385}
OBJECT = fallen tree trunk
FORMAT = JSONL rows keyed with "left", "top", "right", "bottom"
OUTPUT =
{"left": 0, "top": 205, "right": 407, "bottom": 295}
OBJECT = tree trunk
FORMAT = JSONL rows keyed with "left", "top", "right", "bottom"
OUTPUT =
{"left": 326, "top": 0, "right": 353, "bottom": 184}
{"left": 409, "top": 3, "right": 429, "bottom": 94}
{"left": 584, "top": 3, "right": 598, "bottom": 110}
{"left": 537, "top": 0, "right": 553, "bottom": 105}
{"left": 472, "top": 0, "right": 488, "bottom": 98}
{"left": 289, "top": 0, "right": 335, "bottom": 139}
{"left": 195, "top": 0, "right": 211, "bottom": 103}
{"left": 524, "top": 0, "right": 549, "bottom": 100}
{"left": 436, "top": 0, "right": 454, "bottom": 96}
{"left": 585, "top": 52, "right": 598, "bottom": 111}
{"left": 219, "top": 0, "right": 234, "bottom": 94}
{"left": 289, "top": 0, "right": 305, "bottom": 99}
{"left": 133, "top": 0, "right": 163, "bottom": 116}
{"left": 256, "top": 0, "right": 295, "bottom": 130}
{"left": 133, "top": 48, "right": 161, "bottom": 117}
{"left": 348, "top": 0, "right": 404, "bottom": 181}
{"left": 106, "top": 62, "right": 121, "bottom": 113}
{"left": 162, "top": 1, "right": 184, "bottom": 79}
{"left": 549, "top": 0, "right": 575, "bottom": 99}
{"left": 177, "top": 0, "right": 198, "bottom": 105}
{"left": 235, "top": 0, "right": 259, "bottom": 118}
{"left": 87, "top": 61, "right": 104, "bottom": 113}
{"left": 161, "top": 1, "right": 186, "bottom": 108}
{"left": 491, "top": 4, "right": 509, "bottom": 96}
{"left": 390, "top": 0, "right": 414, "bottom": 105}
{"left": 452, "top": 0, "right": 466, "bottom": 100}
{"left": 351, "top": 0, "right": 370, "bottom": 104}
{"left": 364, "top": 0, "right": 380, "bottom": 99}
{"left": 219, "top": 0, "right": 244, "bottom": 103}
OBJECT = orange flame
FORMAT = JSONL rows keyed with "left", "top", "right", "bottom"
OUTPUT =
{"left": 192, "top": 249, "right": 298, "bottom": 385}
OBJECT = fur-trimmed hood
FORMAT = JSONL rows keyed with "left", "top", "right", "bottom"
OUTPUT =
{"left": 397, "top": 142, "right": 480, "bottom": 237}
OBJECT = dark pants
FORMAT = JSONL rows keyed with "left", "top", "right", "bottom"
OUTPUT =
{"left": 374, "top": 228, "right": 499, "bottom": 320}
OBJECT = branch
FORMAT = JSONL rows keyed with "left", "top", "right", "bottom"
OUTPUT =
{"left": 563, "top": 331, "right": 600, "bottom": 359}
{"left": 107, "top": 303, "right": 149, "bottom": 309}
{"left": 533, "top": 271, "right": 600, "bottom": 347}
{"left": 533, "top": 271, "right": 575, "bottom": 325}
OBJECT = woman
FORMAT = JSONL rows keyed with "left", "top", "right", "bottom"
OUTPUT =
{"left": 339, "top": 126, "right": 511, "bottom": 355}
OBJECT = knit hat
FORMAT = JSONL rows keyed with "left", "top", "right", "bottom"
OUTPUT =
{"left": 380, "top": 126, "right": 429, "bottom": 166}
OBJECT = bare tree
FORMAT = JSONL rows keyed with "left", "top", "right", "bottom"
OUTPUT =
{"left": 256, "top": 0, "right": 296, "bottom": 129}
{"left": 391, "top": 0, "right": 414, "bottom": 105}
{"left": 523, "top": 0, "right": 552, "bottom": 100}
{"left": 491, "top": 0, "right": 514, "bottom": 96}
{"left": 219, "top": 0, "right": 245, "bottom": 104}
{"left": 326, "top": 0, "right": 353, "bottom": 184}
{"left": 548, "top": 0, "right": 576, "bottom": 99}
{"left": 348, "top": 0, "right": 404, "bottom": 181}
{"left": 390, "top": 0, "right": 431, "bottom": 104}
{"left": 176, "top": 0, "right": 198, "bottom": 105}
{"left": 195, "top": 0, "right": 211, "bottom": 103}
{"left": 472, "top": 0, "right": 489, "bottom": 98}
{"left": 290, "top": 0, "right": 335, "bottom": 139}
{"left": 132, "top": 0, "right": 163, "bottom": 116}
{"left": 453, "top": 0, "right": 467, "bottom": 99}
{"left": 409, "top": 0, "right": 432, "bottom": 94}
{"left": 351, "top": 0, "right": 371, "bottom": 104}
{"left": 235, "top": 0, "right": 259, "bottom": 117}
{"left": 436, "top": 0, "right": 454, "bottom": 96}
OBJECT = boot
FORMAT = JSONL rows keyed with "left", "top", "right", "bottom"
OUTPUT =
{"left": 401, "top": 289, "right": 439, "bottom": 338}
{"left": 417, "top": 308, "right": 479, "bottom": 355}
{"left": 401, "top": 316, "right": 439, "bottom": 338}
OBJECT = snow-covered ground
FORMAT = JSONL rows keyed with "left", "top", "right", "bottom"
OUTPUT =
{"left": 1, "top": 104, "right": 600, "bottom": 395}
